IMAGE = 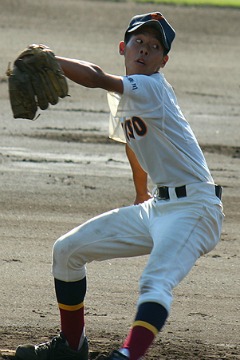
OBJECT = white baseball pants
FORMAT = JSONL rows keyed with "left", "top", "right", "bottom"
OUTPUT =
{"left": 52, "top": 182, "right": 223, "bottom": 312}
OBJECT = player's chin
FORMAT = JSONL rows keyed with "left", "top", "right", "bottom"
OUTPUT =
{"left": 135, "top": 63, "right": 157, "bottom": 76}
{"left": 127, "top": 63, "right": 145, "bottom": 75}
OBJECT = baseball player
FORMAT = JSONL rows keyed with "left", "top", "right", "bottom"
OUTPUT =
{"left": 15, "top": 11, "right": 224, "bottom": 360}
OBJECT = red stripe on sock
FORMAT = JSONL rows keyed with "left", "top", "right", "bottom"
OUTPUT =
{"left": 59, "top": 306, "right": 84, "bottom": 350}
{"left": 123, "top": 325, "right": 155, "bottom": 360}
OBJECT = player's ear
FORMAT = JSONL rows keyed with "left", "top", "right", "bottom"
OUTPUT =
{"left": 161, "top": 54, "right": 169, "bottom": 68}
{"left": 119, "top": 41, "right": 125, "bottom": 56}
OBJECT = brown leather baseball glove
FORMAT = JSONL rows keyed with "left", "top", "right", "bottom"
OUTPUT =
{"left": 6, "top": 44, "right": 68, "bottom": 120}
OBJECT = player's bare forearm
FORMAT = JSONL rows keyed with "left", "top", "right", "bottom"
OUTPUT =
{"left": 56, "top": 56, "right": 123, "bottom": 93}
{"left": 56, "top": 57, "right": 103, "bottom": 87}
{"left": 126, "top": 143, "right": 152, "bottom": 205}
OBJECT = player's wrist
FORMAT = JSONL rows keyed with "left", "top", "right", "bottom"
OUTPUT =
{"left": 134, "top": 192, "right": 152, "bottom": 205}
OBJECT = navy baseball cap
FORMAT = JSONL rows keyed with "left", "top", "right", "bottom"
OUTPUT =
{"left": 125, "top": 12, "right": 175, "bottom": 52}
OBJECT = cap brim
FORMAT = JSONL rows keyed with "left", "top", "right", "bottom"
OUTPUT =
{"left": 126, "top": 20, "right": 169, "bottom": 50}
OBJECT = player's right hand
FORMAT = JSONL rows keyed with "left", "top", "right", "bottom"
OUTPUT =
{"left": 134, "top": 192, "right": 152, "bottom": 205}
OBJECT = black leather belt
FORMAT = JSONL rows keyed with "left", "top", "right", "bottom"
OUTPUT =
{"left": 156, "top": 185, "right": 222, "bottom": 200}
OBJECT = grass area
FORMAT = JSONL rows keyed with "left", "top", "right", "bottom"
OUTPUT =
{"left": 133, "top": 0, "right": 240, "bottom": 7}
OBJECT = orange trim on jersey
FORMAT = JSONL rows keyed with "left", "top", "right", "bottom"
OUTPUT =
{"left": 133, "top": 320, "right": 158, "bottom": 336}
{"left": 58, "top": 302, "right": 84, "bottom": 311}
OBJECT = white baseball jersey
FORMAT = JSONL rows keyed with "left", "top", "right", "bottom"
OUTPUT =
{"left": 108, "top": 72, "right": 214, "bottom": 187}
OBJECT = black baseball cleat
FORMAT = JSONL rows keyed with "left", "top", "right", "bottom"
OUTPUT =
{"left": 105, "top": 350, "right": 129, "bottom": 360}
{"left": 15, "top": 333, "right": 88, "bottom": 360}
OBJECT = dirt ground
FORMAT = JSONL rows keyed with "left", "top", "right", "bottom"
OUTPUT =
{"left": 0, "top": 1, "right": 239, "bottom": 359}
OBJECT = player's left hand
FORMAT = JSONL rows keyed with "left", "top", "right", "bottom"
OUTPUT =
{"left": 6, "top": 44, "right": 69, "bottom": 120}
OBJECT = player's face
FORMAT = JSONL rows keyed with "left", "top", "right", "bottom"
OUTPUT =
{"left": 120, "top": 28, "right": 168, "bottom": 76}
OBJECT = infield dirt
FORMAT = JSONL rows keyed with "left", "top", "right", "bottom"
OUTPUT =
{"left": 0, "top": 1, "right": 239, "bottom": 359}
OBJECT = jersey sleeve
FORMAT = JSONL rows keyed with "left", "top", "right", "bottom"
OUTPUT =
{"left": 107, "top": 73, "right": 165, "bottom": 143}
{"left": 118, "top": 74, "right": 164, "bottom": 118}
{"left": 107, "top": 91, "right": 126, "bottom": 143}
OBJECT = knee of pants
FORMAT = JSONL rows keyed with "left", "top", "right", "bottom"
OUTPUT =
{"left": 52, "top": 235, "right": 86, "bottom": 282}
{"left": 138, "top": 275, "right": 173, "bottom": 313}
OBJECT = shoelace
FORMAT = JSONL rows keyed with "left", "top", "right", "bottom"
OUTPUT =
{"left": 35, "top": 336, "right": 63, "bottom": 353}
